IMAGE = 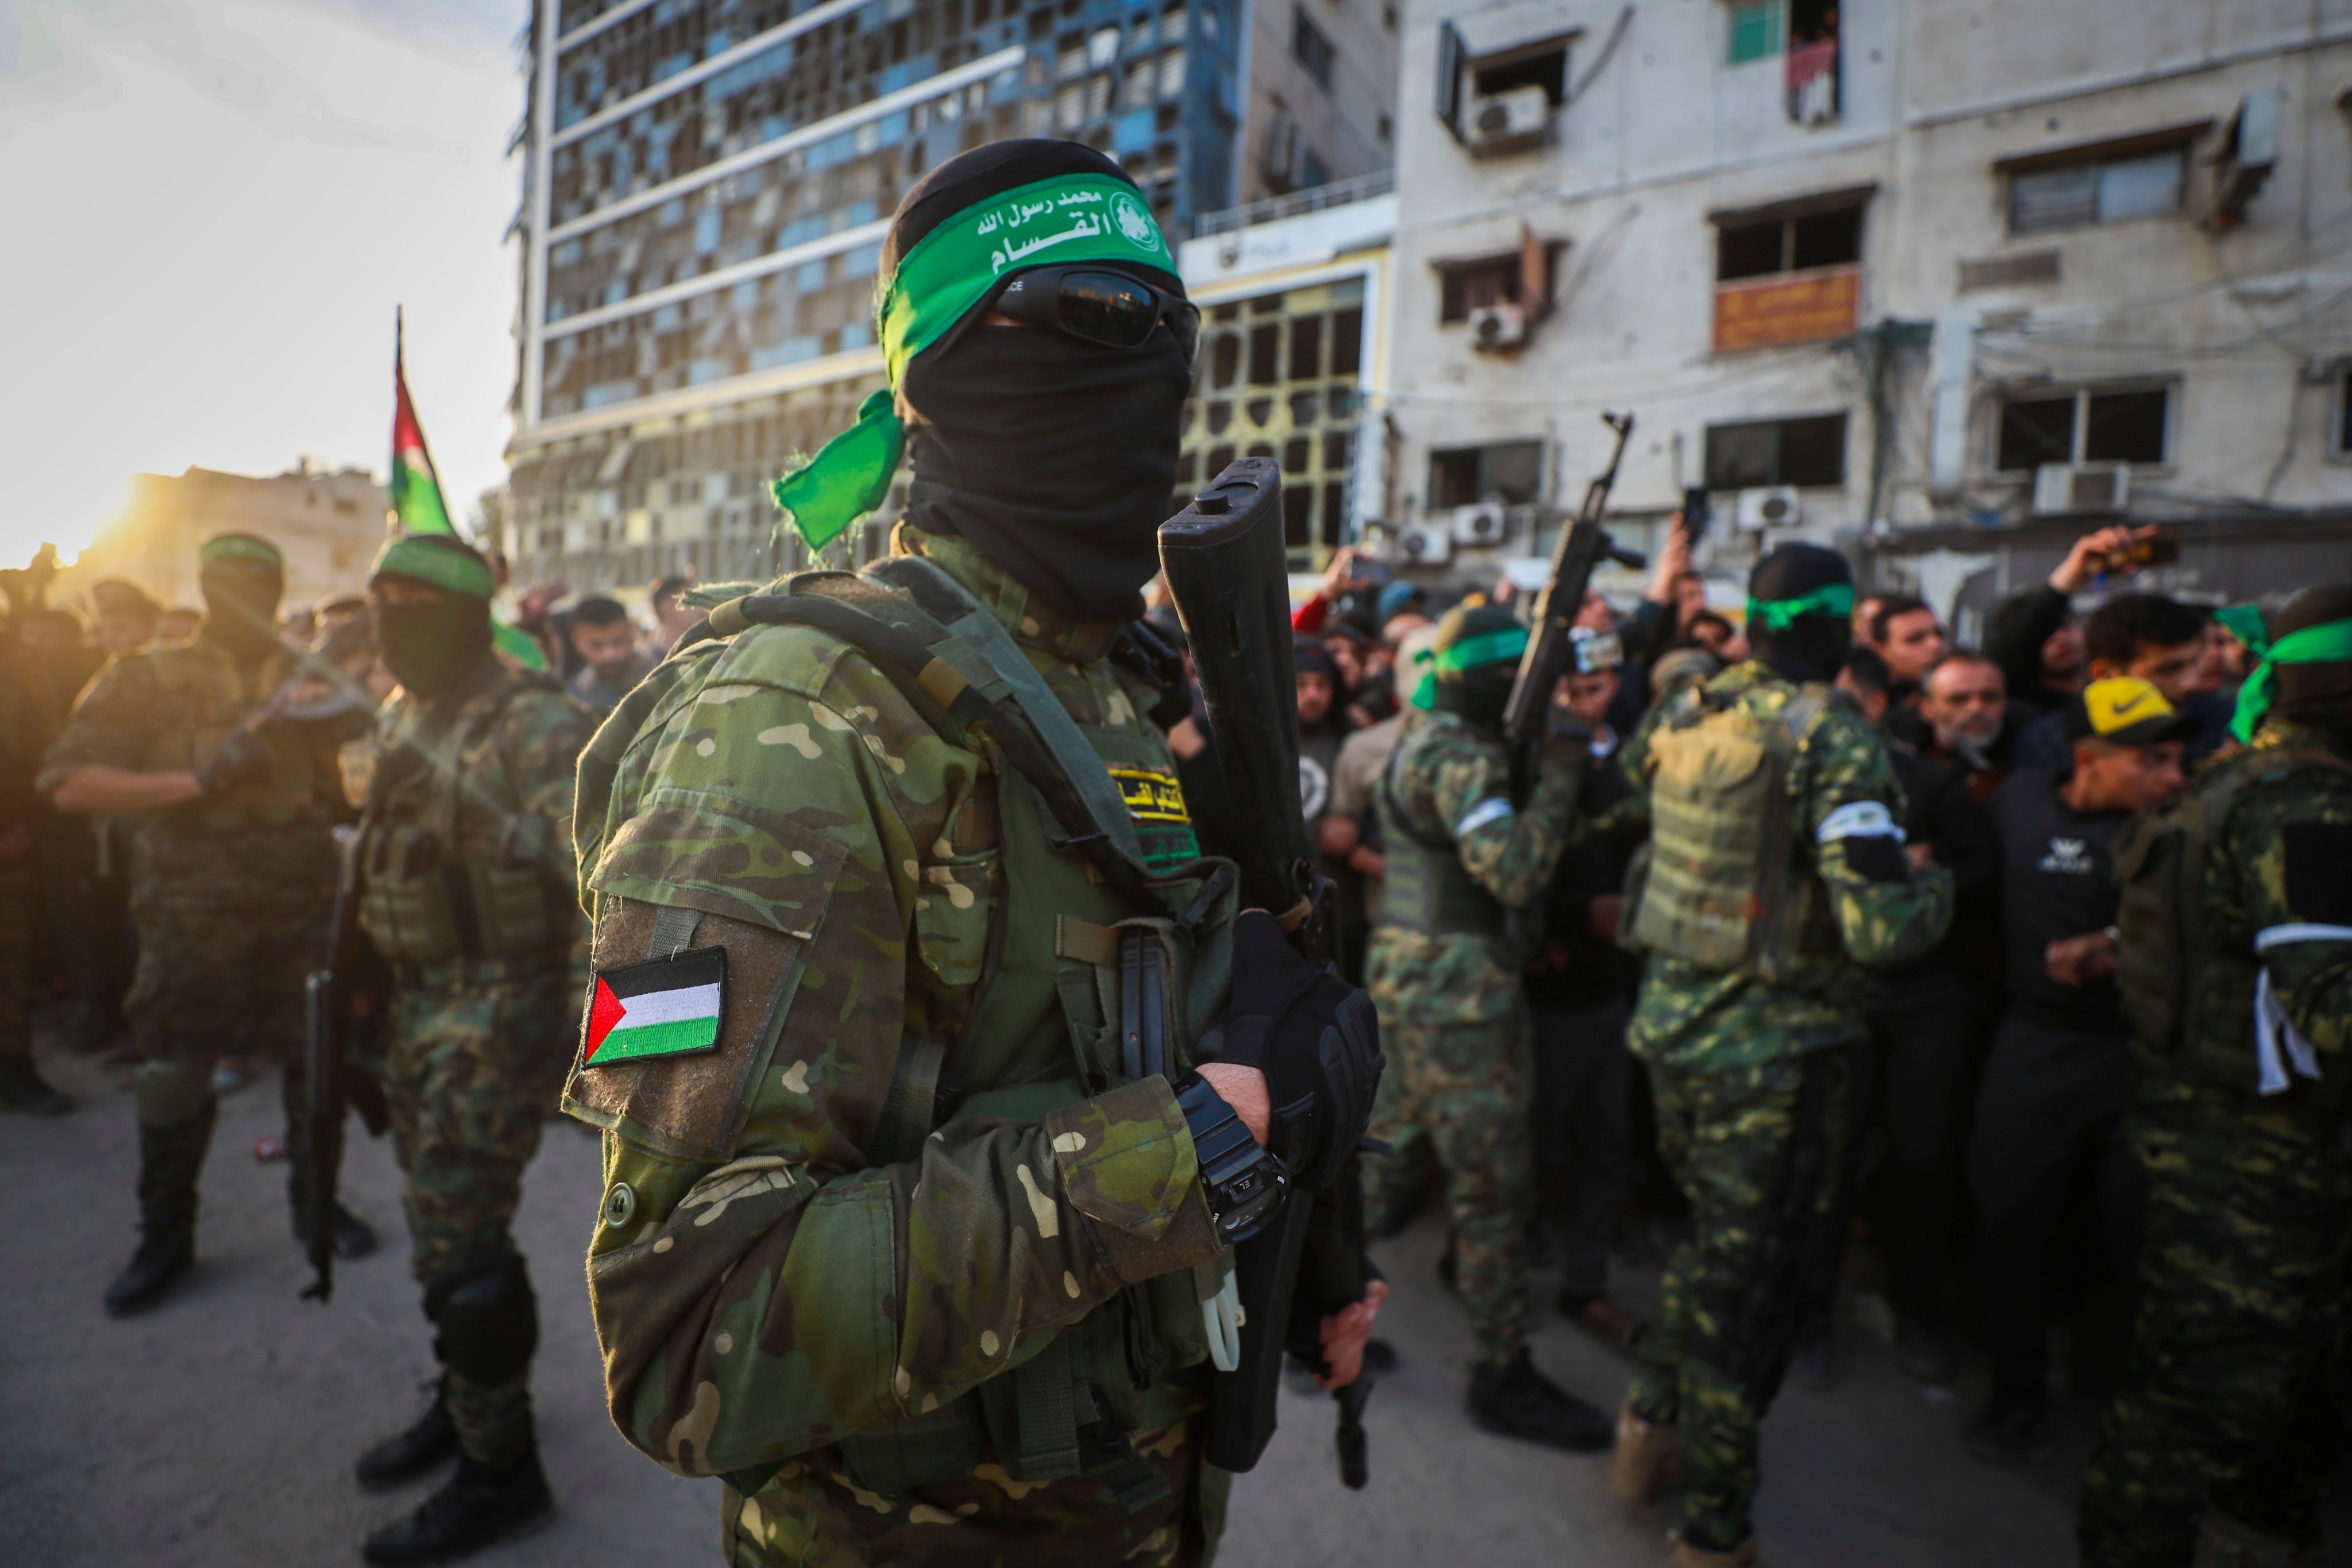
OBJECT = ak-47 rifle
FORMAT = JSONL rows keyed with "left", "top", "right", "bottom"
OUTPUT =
{"left": 302, "top": 815, "right": 391, "bottom": 1303}
{"left": 1501, "top": 412, "right": 1646, "bottom": 785}
{"left": 1158, "top": 457, "right": 1376, "bottom": 1489}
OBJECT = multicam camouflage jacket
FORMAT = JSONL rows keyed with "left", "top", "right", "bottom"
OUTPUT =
{"left": 340, "top": 667, "right": 594, "bottom": 968}
{"left": 2127, "top": 719, "right": 2352, "bottom": 1112}
{"left": 1364, "top": 709, "right": 1584, "bottom": 1025}
{"left": 561, "top": 532, "right": 1230, "bottom": 1503}
{"left": 1615, "top": 661, "right": 1953, "bottom": 1072}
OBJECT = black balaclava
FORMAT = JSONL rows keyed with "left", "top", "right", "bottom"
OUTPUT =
{"left": 201, "top": 565, "right": 285, "bottom": 665}
{"left": 2271, "top": 582, "right": 2352, "bottom": 742}
{"left": 1431, "top": 604, "right": 1523, "bottom": 727}
{"left": 889, "top": 140, "right": 1191, "bottom": 625}
{"left": 1748, "top": 543, "right": 1855, "bottom": 684}
{"left": 373, "top": 596, "right": 493, "bottom": 700}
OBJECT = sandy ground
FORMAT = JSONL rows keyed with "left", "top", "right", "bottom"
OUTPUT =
{"left": 3, "top": 1041, "right": 2342, "bottom": 1566}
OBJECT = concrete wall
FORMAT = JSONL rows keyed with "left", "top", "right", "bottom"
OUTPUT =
{"left": 1377, "top": 0, "right": 2352, "bottom": 593}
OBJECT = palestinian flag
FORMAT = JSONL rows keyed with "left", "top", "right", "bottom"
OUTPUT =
{"left": 584, "top": 947, "right": 727, "bottom": 1067}
{"left": 389, "top": 308, "right": 454, "bottom": 536}
{"left": 387, "top": 310, "right": 548, "bottom": 670}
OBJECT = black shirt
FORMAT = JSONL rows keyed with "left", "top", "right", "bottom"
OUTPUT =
{"left": 1525, "top": 737, "right": 1640, "bottom": 1012}
{"left": 1883, "top": 743, "right": 2000, "bottom": 983}
{"left": 1987, "top": 768, "right": 2130, "bottom": 1033}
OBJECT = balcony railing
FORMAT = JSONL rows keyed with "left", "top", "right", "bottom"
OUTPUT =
{"left": 1192, "top": 169, "right": 1396, "bottom": 238}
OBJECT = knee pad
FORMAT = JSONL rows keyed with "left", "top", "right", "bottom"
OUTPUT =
{"left": 425, "top": 1253, "right": 539, "bottom": 1386}
{"left": 134, "top": 1060, "right": 217, "bottom": 1129}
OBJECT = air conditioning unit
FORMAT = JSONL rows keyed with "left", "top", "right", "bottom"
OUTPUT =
{"left": 1467, "top": 302, "right": 1530, "bottom": 353}
{"left": 1465, "top": 86, "right": 1549, "bottom": 155}
{"left": 1397, "top": 522, "right": 1453, "bottom": 565}
{"left": 1450, "top": 502, "right": 1511, "bottom": 547}
{"left": 1736, "top": 486, "right": 1803, "bottom": 531}
{"left": 2033, "top": 462, "right": 2131, "bottom": 517}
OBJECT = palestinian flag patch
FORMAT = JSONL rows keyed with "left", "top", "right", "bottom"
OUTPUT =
{"left": 584, "top": 947, "right": 727, "bottom": 1067}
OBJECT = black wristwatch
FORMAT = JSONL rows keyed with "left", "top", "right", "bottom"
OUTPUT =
{"left": 1175, "top": 1072, "right": 1289, "bottom": 1246}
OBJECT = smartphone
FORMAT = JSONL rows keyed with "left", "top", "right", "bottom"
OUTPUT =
{"left": 2104, "top": 532, "right": 2180, "bottom": 571}
{"left": 1682, "top": 485, "right": 1712, "bottom": 547}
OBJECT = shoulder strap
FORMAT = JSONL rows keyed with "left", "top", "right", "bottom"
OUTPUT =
{"left": 870, "top": 555, "right": 1149, "bottom": 872}
{"left": 705, "top": 592, "right": 1152, "bottom": 904}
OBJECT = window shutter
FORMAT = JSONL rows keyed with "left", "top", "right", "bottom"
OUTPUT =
{"left": 1436, "top": 20, "right": 1466, "bottom": 141}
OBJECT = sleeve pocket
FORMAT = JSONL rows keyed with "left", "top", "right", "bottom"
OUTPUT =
{"left": 913, "top": 851, "right": 997, "bottom": 988}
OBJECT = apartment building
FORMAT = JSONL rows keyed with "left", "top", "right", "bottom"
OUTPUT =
{"left": 497, "top": 0, "right": 1397, "bottom": 601}
{"left": 61, "top": 462, "right": 388, "bottom": 615}
{"left": 1378, "top": 0, "right": 2352, "bottom": 611}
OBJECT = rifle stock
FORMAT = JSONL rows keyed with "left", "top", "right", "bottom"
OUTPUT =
{"left": 302, "top": 823, "right": 389, "bottom": 1302}
{"left": 1158, "top": 459, "right": 1373, "bottom": 1486}
{"left": 1501, "top": 412, "right": 1645, "bottom": 779}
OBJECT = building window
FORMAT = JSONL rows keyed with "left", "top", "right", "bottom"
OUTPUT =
{"left": 2335, "top": 365, "right": 2352, "bottom": 460}
{"left": 1292, "top": 7, "right": 1335, "bottom": 91}
{"left": 1717, "top": 206, "right": 1862, "bottom": 281}
{"left": 1727, "top": 0, "right": 1784, "bottom": 64}
{"left": 1995, "top": 387, "right": 2172, "bottom": 472}
{"left": 1704, "top": 414, "right": 1847, "bottom": 489}
{"left": 1470, "top": 38, "right": 1569, "bottom": 106}
{"left": 1438, "top": 256, "right": 1524, "bottom": 323}
{"left": 2008, "top": 145, "right": 2188, "bottom": 234}
{"left": 1428, "top": 440, "right": 1544, "bottom": 508}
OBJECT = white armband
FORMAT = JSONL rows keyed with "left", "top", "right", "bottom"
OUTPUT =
{"left": 1817, "top": 800, "right": 1903, "bottom": 844}
{"left": 1455, "top": 797, "right": 1515, "bottom": 837}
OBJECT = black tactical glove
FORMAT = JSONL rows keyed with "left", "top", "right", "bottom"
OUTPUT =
{"left": 1540, "top": 713, "right": 1594, "bottom": 773}
{"left": 1202, "top": 910, "right": 1384, "bottom": 1194}
{"left": 194, "top": 726, "right": 275, "bottom": 795}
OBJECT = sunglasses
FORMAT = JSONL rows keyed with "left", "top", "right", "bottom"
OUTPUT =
{"left": 992, "top": 265, "right": 1200, "bottom": 364}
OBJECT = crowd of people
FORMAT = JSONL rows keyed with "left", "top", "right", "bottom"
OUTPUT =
{"left": 1, "top": 134, "right": 2344, "bottom": 1568}
{"left": 1165, "top": 515, "right": 2347, "bottom": 1566}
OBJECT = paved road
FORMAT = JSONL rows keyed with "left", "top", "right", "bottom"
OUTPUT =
{"left": 2, "top": 1044, "right": 2339, "bottom": 1566}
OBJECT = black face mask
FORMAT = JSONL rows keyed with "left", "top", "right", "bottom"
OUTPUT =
{"left": 1433, "top": 663, "right": 1516, "bottom": 727}
{"left": 1754, "top": 619, "right": 1851, "bottom": 685}
{"left": 373, "top": 598, "right": 493, "bottom": 699}
{"left": 201, "top": 572, "right": 284, "bottom": 664}
{"left": 902, "top": 317, "right": 1191, "bottom": 625}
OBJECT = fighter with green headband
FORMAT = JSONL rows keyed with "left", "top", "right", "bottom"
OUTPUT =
{"left": 1365, "top": 601, "right": 1619, "bottom": 1450}
{"left": 569, "top": 139, "right": 1389, "bottom": 1568}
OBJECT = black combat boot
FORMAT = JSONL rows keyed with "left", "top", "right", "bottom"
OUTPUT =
{"left": 105, "top": 1106, "right": 214, "bottom": 1315}
{"left": 357, "top": 1381, "right": 461, "bottom": 1490}
{"left": 1466, "top": 1351, "right": 1615, "bottom": 1452}
{"left": 0, "top": 1054, "right": 72, "bottom": 1116}
{"left": 360, "top": 1447, "right": 552, "bottom": 1563}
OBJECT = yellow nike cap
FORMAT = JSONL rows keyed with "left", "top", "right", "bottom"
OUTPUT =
{"left": 2068, "top": 675, "right": 2197, "bottom": 747}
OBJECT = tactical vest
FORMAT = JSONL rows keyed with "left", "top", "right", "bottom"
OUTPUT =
{"left": 356, "top": 673, "right": 572, "bottom": 965}
{"left": 140, "top": 638, "right": 330, "bottom": 831}
{"left": 1374, "top": 728, "right": 1504, "bottom": 938}
{"left": 2112, "top": 746, "right": 2352, "bottom": 1094}
{"left": 1622, "top": 680, "right": 1843, "bottom": 984}
{"left": 580, "top": 554, "right": 1239, "bottom": 1509}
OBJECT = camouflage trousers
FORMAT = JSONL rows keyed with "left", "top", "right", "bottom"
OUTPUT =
{"left": 1627, "top": 1049, "right": 1847, "bottom": 1552}
{"left": 720, "top": 1414, "right": 1228, "bottom": 1567}
{"left": 0, "top": 858, "right": 33, "bottom": 1057}
{"left": 1365, "top": 1009, "right": 1533, "bottom": 1365}
{"left": 2076, "top": 1078, "right": 2352, "bottom": 1568}
{"left": 384, "top": 959, "right": 576, "bottom": 1465}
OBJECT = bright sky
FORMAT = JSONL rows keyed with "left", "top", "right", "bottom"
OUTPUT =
{"left": 0, "top": 0, "right": 529, "bottom": 569}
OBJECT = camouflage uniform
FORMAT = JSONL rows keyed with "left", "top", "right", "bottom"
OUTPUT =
{"left": 1364, "top": 709, "right": 1583, "bottom": 1364}
{"left": 37, "top": 631, "right": 342, "bottom": 1129}
{"left": 567, "top": 533, "right": 1239, "bottom": 1566}
{"left": 2076, "top": 719, "right": 2352, "bottom": 1567}
{"left": 347, "top": 666, "right": 594, "bottom": 1465}
{"left": 1616, "top": 662, "right": 1952, "bottom": 1552}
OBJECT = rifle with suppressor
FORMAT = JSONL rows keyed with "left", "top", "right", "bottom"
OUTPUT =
{"left": 1158, "top": 457, "right": 1376, "bottom": 1489}
{"left": 301, "top": 813, "right": 391, "bottom": 1302}
{"left": 1501, "top": 412, "right": 1645, "bottom": 786}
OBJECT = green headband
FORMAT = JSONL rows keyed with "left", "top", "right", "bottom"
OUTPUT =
{"left": 770, "top": 174, "right": 1175, "bottom": 554}
{"left": 2229, "top": 616, "right": 2352, "bottom": 743}
{"left": 199, "top": 534, "right": 283, "bottom": 572}
{"left": 2213, "top": 603, "right": 2269, "bottom": 658}
{"left": 1436, "top": 625, "right": 1530, "bottom": 675}
{"left": 370, "top": 534, "right": 496, "bottom": 601}
{"left": 1745, "top": 582, "right": 1854, "bottom": 633}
